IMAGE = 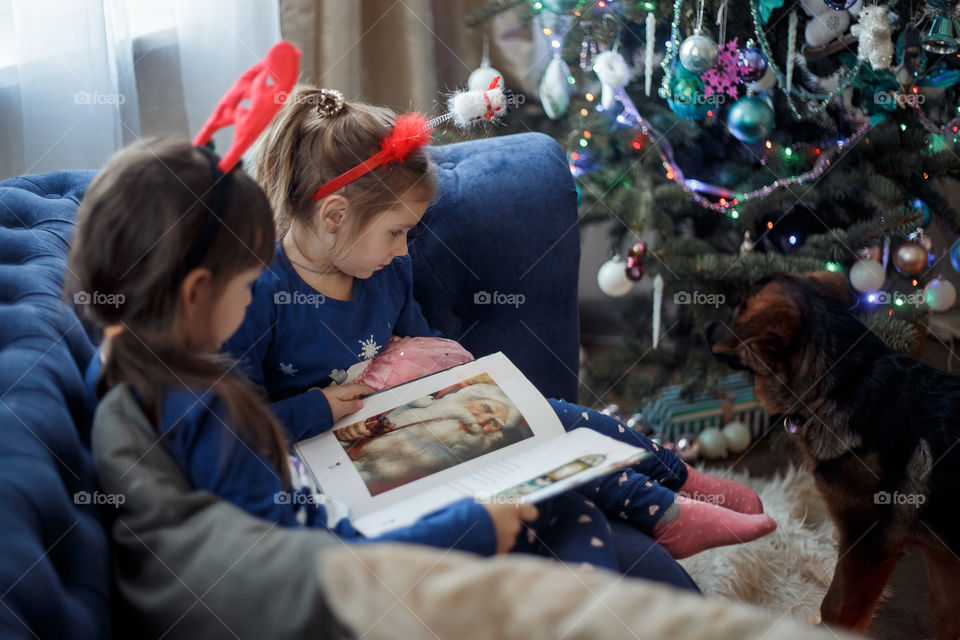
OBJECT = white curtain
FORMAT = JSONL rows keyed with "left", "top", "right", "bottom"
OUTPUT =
{"left": 0, "top": 0, "right": 281, "bottom": 180}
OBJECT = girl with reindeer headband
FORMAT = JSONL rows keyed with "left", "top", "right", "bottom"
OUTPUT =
{"left": 223, "top": 77, "right": 776, "bottom": 566}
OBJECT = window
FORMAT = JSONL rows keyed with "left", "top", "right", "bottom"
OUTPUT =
{"left": 121, "top": 0, "right": 176, "bottom": 38}
{"left": 0, "top": 0, "right": 14, "bottom": 69}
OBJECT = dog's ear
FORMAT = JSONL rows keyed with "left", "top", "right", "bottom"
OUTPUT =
{"left": 710, "top": 285, "right": 801, "bottom": 374}
{"left": 802, "top": 271, "right": 858, "bottom": 307}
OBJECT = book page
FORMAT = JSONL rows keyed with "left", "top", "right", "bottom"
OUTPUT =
{"left": 352, "top": 428, "right": 651, "bottom": 537}
{"left": 295, "top": 352, "right": 566, "bottom": 524}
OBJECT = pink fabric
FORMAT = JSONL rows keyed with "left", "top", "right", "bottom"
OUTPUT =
{"left": 679, "top": 466, "right": 764, "bottom": 514}
{"left": 355, "top": 336, "right": 474, "bottom": 391}
{"left": 652, "top": 496, "right": 777, "bottom": 560}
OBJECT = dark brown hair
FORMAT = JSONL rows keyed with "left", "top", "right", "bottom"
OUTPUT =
{"left": 255, "top": 84, "right": 437, "bottom": 261}
{"left": 65, "top": 139, "right": 290, "bottom": 482}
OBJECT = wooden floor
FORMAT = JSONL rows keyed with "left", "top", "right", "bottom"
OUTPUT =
{"left": 725, "top": 429, "right": 939, "bottom": 640}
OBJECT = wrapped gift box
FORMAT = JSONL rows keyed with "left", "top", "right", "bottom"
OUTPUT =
{"left": 640, "top": 374, "right": 769, "bottom": 443}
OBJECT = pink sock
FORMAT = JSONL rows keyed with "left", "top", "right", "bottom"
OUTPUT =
{"left": 679, "top": 466, "right": 764, "bottom": 514}
{"left": 652, "top": 495, "right": 777, "bottom": 560}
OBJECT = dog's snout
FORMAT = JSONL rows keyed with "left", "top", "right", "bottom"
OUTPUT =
{"left": 705, "top": 319, "right": 747, "bottom": 370}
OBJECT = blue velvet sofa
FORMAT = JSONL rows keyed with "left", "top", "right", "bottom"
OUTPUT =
{"left": 0, "top": 132, "right": 581, "bottom": 638}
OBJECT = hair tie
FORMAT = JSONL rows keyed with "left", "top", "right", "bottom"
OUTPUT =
{"left": 316, "top": 88, "right": 345, "bottom": 118}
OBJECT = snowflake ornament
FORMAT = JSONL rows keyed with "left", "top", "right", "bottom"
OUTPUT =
{"left": 278, "top": 362, "right": 299, "bottom": 376}
{"left": 701, "top": 38, "right": 746, "bottom": 100}
{"left": 357, "top": 334, "right": 382, "bottom": 360}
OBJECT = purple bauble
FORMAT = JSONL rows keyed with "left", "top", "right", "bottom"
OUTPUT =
{"left": 737, "top": 47, "right": 767, "bottom": 82}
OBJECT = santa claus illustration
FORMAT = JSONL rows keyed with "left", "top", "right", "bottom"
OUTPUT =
{"left": 336, "top": 383, "right": 530, "bottom": 494}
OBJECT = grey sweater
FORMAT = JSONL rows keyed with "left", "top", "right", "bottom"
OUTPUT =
{"left": 91, "top": 384, "right": 353, "bottom": 639}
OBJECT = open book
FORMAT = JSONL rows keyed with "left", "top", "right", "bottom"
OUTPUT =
{"left": 295, "top": 352, "right": 650, "bottom": 537}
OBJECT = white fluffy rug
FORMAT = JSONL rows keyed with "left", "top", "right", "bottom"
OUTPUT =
{"left": 679, "top": 465, "right": 838, "bottom": 623}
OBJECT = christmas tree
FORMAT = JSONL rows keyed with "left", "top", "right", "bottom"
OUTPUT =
{"left": 467, "top": 0, "right": 960, "bottom": 410}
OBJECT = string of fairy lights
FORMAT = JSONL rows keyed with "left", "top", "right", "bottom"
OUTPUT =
{"left": 545, "top": 0, "right": 960, "bottom": 215}
{"left": 518, "top": 0, "right": 960, "bottom": 311}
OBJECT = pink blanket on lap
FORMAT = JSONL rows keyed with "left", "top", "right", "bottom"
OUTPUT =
{"left": 355, "top": 336, "right": 474, "bottom": 391}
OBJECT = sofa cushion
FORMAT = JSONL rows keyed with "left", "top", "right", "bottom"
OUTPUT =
{"left": 410, "top": 132, "right": 580, "bottom": 402}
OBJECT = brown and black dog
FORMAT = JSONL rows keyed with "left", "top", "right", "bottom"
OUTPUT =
{"left": 705, "top": 271, "right": 960, "bottom": 639}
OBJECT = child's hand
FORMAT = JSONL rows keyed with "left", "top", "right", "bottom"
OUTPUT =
{"left": 481, "top": 501, "right": 538, "bottom": 554}
{"left": 320, "top": 384, "right": 374, "bottom": 422}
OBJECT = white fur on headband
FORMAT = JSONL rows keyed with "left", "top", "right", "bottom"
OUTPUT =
{"left": 447, "top": 85, "right": 507, "bottom": 128}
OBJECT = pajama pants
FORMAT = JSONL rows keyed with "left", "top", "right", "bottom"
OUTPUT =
{"left": 548, "top": 399, "right": 689, "bottom": 532}
{"left": 511, "top": 491, "right": 618, "bottom": 570}
{"left": 511, "top": 491, "right": 700, "bottom": 593}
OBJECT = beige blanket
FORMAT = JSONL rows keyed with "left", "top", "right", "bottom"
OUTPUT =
{"left": 320, "top": 544, "right": 857, "bottom": 640}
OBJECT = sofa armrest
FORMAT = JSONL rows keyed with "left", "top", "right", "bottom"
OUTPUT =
{"left": 0, "top": 170, "right": 108, "bottom": 639}
{"left": 417, "top": 133, "right": 581, "bottom": 401}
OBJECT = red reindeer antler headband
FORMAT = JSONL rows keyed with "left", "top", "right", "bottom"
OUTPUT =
{"left": 193, "top": 40, "right": 301, "bottom": 172}
{"left": 310, "top": 76, "right": 510, "bottom": 201}
{"left": 177, "top": 41, "right": 300, "bottom": 281}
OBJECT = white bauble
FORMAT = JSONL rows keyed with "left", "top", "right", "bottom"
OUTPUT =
{"left": 722, "top": 421, "right": 752, "bottom": 454}
{"left": 805, "top": 10, "right": 850, "bottom": 48}
{"left": 678, "top": 34, "right": 719, "bottom": 74}
{"left": 539, "top": 56, "right": 571, "bottom": 120}
{"left": 698, "top": 427, "right": 729, "bottom": 459}
{"left": 924, "top": 277, "right": 957, "bottom": 312}
{"left": 597, "top": 258, "right": 633, "bottom": 297}
{"left": 849, "top": 258, "right": 886, "bottom": 292}
{"left": 467, "top": 65, "right": 503, "bottom": 92}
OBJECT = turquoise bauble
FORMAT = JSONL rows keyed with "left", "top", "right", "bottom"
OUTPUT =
{"left": 727, "top": 96, "right": 775, "bottom": 143}
{"left": 667, "top": 69, "right": 709, "bottom": 120}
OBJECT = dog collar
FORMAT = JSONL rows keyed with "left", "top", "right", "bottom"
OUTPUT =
{"left": 783, "top": 414, "right": 806, "bottom": 434}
